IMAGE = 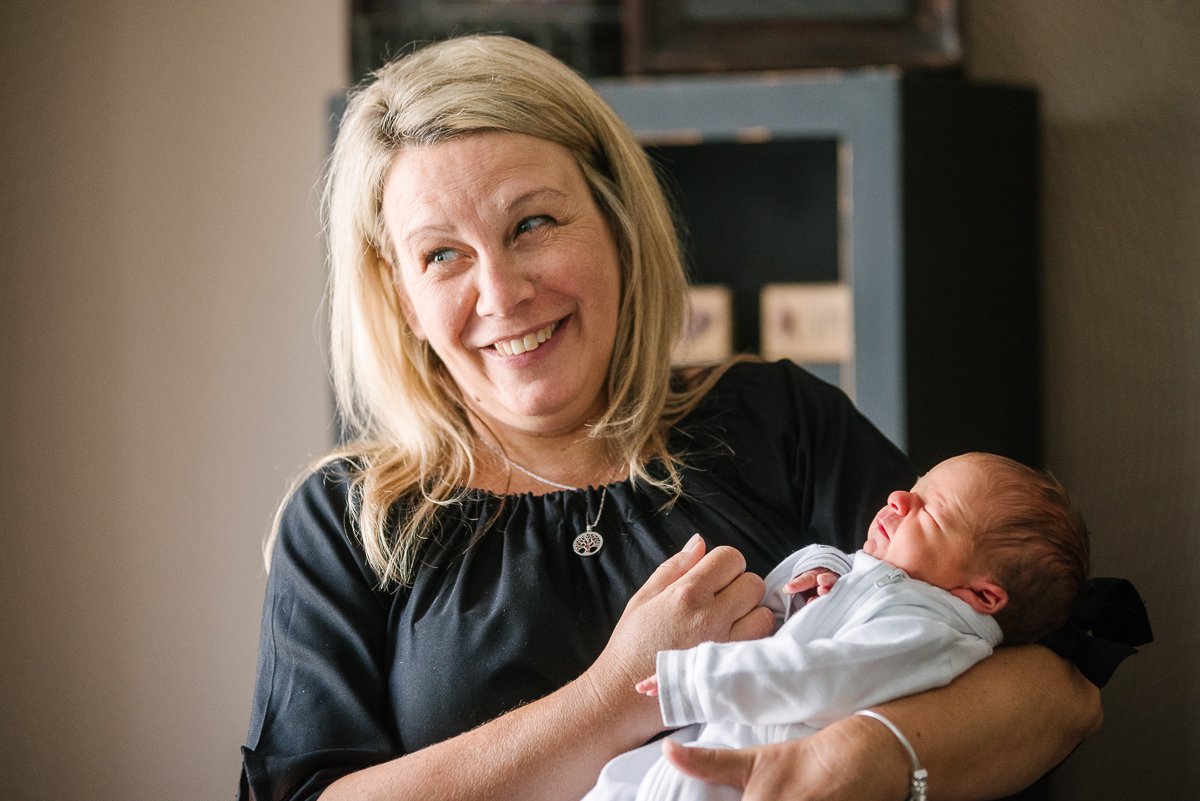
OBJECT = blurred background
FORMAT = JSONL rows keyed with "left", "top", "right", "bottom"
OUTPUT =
{"left": 1, "top": 2, "right": 1195, "bottom": 799}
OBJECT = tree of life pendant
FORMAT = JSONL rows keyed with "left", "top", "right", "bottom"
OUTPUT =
{"left": 573, "top": 528, "right": 603, "bottom": 556}
{"left": 573, "top": 486, "right": 607, "bottom": 556}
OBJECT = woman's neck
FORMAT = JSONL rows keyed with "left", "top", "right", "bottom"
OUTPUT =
{"left": 471, "top": 423, "right": 624, "bottom": 495}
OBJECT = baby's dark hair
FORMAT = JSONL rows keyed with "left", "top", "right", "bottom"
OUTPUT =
{"left": 963, "top": 453, "right": 1091, "bottom": 644}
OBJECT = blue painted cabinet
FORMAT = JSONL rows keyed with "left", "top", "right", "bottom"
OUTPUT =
{"left": 596, "top": 71, "right": 1040, "bottom": 471}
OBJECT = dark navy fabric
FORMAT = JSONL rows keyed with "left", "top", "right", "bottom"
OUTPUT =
{"left": 236, "top": 361, "right": 950, "bottom": 799}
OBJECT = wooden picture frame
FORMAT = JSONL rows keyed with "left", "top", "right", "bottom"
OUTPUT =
{"left": 351, "top": 0, "right": 622, "bottom": 80}
{"left": 760, "top": 282, "right": 853, "bottom": 365}
{"left": 622, "top": 0, "right": 961, "bottom": 75}
{"left": 674, "top": 285, "right": 734, "bottom": 364}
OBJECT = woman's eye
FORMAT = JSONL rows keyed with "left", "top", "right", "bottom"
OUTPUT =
{"left": 515, "top": 215, "right": 552, "bottom": 237}
{"left": 424, "top": 248, "right": 459, "bottom": 266}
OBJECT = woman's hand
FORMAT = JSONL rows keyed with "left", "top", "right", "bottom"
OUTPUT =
{"left": 660, "top": 715, "right": 910, "bottom": 801}
{"left": 662, "top": 646, "right": 1102, "bottom": 801}
{"left": 325, "top": 536, "right": 776, "bottom": 801}
{"left": 582, "top": 535, "right": 775, "bottom": 735}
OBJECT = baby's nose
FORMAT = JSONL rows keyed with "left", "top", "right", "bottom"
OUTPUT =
{"left": 888, "top": 490, "right": 913, "bottom": 515}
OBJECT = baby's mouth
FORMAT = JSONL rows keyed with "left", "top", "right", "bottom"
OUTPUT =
{"left": 494, "top": 321, "right": 558, "bottom": 356}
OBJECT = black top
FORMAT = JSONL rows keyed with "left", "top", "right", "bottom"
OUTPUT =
{"left": 236, "top": 361, "right": 917, "bottom": 800}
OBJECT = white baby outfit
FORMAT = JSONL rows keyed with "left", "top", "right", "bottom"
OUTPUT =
{"left": 582, "top": 545, "right": 1002, "bottom": 801}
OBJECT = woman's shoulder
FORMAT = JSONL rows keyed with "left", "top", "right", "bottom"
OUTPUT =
{"left": 685, "top": 358, "right": 853, "bottom": 427}
{"left": 270, "top": 457, "right": 378, "bottom": 583}
{"left": 283, "top": 456, "right": 358, "bottom": 519}
{"left": 668, "top": 359, "right": 825, "bottom": 468}
{"left": 673, "top": 358, "right": 908, "bottom": 482}
{"left": 283, "top": 452, "right": 421, "bottom": 519}
{"left": 272, "top": 454, "right": 479, "bottom": 580}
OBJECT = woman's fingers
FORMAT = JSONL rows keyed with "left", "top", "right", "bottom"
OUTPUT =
{"left": 630, "top": 533, "right": 707, "bottom": 601}
{"left": 665, "top": 740, "right": 808, "bottom": 801}
{"left": 728, "top": 604, "right": 776, "bottom": 642}
{"left": 681, "top": 544, "right": 749, "bottom": 596}
{"left": 599, "top": 539, "right": 770, "bottom": 700}
{"left": 635, "top": 540, "right": 763, "bottom": 634}
{"left": 666, "top": 721, "right": 911, "bottom": 801}
{"left": 662, "top": 739, "right": 750, "bottom": 788}
{"left": 672, "top": 547, "right": 767, "bottom": 642}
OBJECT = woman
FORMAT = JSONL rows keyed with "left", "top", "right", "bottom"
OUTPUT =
{"left": 238, "top": 35, "right": 1100, "bottom": 801}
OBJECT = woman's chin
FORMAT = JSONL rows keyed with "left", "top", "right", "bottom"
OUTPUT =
{"left": 480, "top": 399, "right": 599, "bottom": 437}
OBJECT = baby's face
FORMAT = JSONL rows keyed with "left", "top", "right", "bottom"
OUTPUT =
{"left": 863, "top": 456, "right": 984, "bottom": 591}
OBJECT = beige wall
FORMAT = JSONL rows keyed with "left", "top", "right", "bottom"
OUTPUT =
{"left": 0, "top": 3, "right": 344, "bottom": 800}
{"left": 964, "top": 2, "right": 1199, "bottom": 798}
{"left": 2, "top": 3, "right": 1195, "bottom": 800}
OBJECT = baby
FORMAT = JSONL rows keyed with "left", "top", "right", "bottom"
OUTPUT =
{"left": 583, "top": 452, "right": 1090, "bottom": 801}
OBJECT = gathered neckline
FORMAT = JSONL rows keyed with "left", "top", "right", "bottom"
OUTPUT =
{"left": 464, "top": 474, "right": 640, "bottom": 502}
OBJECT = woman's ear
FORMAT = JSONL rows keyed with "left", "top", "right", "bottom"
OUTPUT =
{"left": 950, "top": 580, "right": 1008, "bottom": 616}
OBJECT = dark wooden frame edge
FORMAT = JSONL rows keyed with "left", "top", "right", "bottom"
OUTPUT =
{"left": 622, "top": 0, "right": 961, "bottom": 75}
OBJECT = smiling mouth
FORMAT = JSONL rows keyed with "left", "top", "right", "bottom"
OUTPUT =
{"left": 493, "top": 321, "right": 558, "bottom": 356}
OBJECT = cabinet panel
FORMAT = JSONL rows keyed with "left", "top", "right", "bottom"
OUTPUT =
{"left": 649, "top": 138, "right": 840, "bottom": 353}
{"left": 596, "top": 72, "right": 1040, "bottom": 469}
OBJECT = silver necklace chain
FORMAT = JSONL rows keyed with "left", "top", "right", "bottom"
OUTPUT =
{"left": 496, "top": 449, "right": 577, "bottom": 491}
{"left": 583, "top": 486, "right": 606, "bottom": 531}
{"left": 480, "top": 438, "right": 609, "bottom": 556}
{"left": 479, "top": 437, "right": 602, "bottom": 491}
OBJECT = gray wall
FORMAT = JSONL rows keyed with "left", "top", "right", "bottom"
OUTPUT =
{"left": 0, "top": 2, "right": 1194, "bottom": 800}
{"left": 0, "top": 3, "right": 344, "bottom": 800}
{"left": 965, "top": 2, "right": 1198, "bottom": 798}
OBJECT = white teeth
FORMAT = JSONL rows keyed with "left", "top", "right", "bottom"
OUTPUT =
{"left": 496, "top": 322, "right": 557, "bottom": 356}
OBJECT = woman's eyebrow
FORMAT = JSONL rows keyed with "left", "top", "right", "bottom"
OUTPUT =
{"left": 396, "top": 222, "right": 457, "bottom": 253}
{"left": 500, "top": 186, "right": 570, "bottom": 212}
{"left": 397, "top": 187, "right": 574, "bottom": 246}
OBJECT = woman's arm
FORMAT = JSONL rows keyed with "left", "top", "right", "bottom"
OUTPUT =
{"left": 322, "top": 671, "right": 651, "bottom": 801}
{"left": 322, "top": 537, "right": 776, "bottom": 801}
{"left": 873, "top": 646, "right": 1101, "bottom": 800}
{"left": 664, "top": 645, "right": 1102, "bottom": 801}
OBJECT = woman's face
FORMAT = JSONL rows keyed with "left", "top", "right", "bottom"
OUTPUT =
{"left": 382, "top": 131, "right": 622, "bottom": 438}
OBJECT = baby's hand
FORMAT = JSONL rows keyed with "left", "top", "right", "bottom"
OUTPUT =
{"left": 635, "top": 674, "right": 660, "bottom": 697}
{"left": 783, "top": 568, "right": 839, "bottom": 606}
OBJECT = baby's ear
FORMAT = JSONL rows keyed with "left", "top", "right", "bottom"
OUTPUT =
{"left": 950, "top": 580, "right": 1008, "bottom": 616}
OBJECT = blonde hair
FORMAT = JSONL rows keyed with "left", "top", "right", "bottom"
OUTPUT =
{"left": 962, "top": 453, "right": 1091, "bottom": 644}
{"left": 272, "top": 35, "right": 721, "bottom": 586}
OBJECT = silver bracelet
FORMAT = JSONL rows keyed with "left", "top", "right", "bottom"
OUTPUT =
{"left": 854, "top": 709, "right": 928, "bottom": 801}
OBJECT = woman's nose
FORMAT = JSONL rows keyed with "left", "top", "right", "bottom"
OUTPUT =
{"left": 888, "top": 490, "right": 915, "bottom": 516}
{"left": 474, "top": 251, "right": 535, "bottom": 317}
